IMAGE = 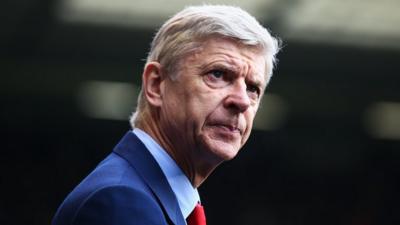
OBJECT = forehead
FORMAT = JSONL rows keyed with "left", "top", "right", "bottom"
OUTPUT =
{"left": 182, "top": 38, "right": 267, "bottom": 80}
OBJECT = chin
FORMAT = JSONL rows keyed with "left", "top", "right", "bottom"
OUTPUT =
{"left": 206, "top": 141, "right": 241, "bottom": 162}
{"left": 198, "top": 131, "right": 243, "bottom": 163}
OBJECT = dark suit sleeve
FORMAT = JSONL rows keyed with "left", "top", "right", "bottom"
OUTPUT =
{"left": 72, "top": 185, "right": 169, "bottom": 225}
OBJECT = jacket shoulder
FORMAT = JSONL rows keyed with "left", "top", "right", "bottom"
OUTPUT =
{"left": 72, "top": 185, "right": 169, "bottom": 225}
{"left": 52, "top": 153, "right": 167, "bottom": 225}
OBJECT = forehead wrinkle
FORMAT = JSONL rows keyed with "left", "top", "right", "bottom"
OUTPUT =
{"left": 182, "top": 39, "right": 266, "bottom": 84}
{"left": 212, "top": 52, "right": 253, "bottom": 77}
{"left": 199, "top": 51, "right": 266, "bottom": 88}
{"left": 191, "top": 52, "right": 241, "bottom": 72}
{"left": 240, "top": 51, "right": 267, "bottom": 87}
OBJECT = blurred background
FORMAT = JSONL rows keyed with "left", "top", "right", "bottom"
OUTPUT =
{"left": 1, "top": 0, "right": 400, "bottom": 224}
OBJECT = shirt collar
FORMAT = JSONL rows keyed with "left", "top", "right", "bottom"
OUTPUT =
{"left": 133, "top": 128, "right": 200, "bottom": 218}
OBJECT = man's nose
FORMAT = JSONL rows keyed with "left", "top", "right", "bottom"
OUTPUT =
{"left": 223, "top": 81, "right": 251, "bottom": 113}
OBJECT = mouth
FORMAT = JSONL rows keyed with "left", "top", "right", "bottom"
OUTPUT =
{"left": 210, "top": 123, "right": 243, "bottom": 135}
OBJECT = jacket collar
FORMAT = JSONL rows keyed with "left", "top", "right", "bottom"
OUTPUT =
{"left": 113, "top": 131, "right": 186, "bottom": 225}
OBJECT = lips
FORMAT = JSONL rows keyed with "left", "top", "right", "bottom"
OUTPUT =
{"left": 209, "top": 122, "right": 243, "bottom": 135}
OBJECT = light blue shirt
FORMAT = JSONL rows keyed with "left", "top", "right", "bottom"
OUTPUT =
{"left": 133, "top": 128, "right": 200, "bottom": 219}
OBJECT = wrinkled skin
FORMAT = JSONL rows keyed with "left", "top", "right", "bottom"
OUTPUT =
{"left": 142, "top": 37, "right": 268, "bottom": 186}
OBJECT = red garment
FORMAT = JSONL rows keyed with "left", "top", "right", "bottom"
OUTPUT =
{"left": 186, "top": 203, "right": 206, "bottom": 225}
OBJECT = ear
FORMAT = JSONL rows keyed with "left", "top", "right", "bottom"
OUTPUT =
{"left": 142, "top": 62, "right": 164, "bottom": 107}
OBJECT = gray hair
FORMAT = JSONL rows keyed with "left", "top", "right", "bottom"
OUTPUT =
{"left": 130, "top": 5, "right": 280, "bottom": 127}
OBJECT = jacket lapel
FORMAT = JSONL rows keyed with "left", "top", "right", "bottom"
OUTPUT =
{"left": 113, "top": 131, "right": 186, "bottom": 225}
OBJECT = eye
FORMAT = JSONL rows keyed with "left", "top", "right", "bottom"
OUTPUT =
{"left": 247, "top": 84, "right": 261, "bottom": 99}
{"left": 209, "top": 70, "right": 225, "bottom": 79}
{"left": 203, "top": 69, "right": 230, "bottom": 88}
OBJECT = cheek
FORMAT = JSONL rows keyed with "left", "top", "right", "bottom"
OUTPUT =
{"left": 244, "top": 109, "right": 257, "bottom": 132}
{"left": 190, "top": 88, "right": 223, "bottom": 113}
{"left": 185, "top": 78, "right": 232, "bottom": 127}
{"left": 187, "top": 99, "right": 215, "bottom": 127}
{"left": 247, "top": 106, "right": 258, "bottom": 121}
{"left": 179, "top": 94, "right": 209, "bottom": 125}
{"left": 240, "top": 112, "right": 256, "bottom": 145}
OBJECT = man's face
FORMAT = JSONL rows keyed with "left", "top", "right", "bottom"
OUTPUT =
{"left": 159, "top": 38, "right": 267, "bottom": 164}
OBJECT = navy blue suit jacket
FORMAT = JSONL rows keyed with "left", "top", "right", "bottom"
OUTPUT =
{"left": 52, "top": 131, "right": 186, "bottom": 225}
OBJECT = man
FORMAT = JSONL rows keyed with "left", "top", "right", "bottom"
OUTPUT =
{"left": 52, "top": 5, "right": 280, "bottom": 225}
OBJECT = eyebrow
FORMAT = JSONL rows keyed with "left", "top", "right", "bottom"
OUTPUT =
{"left": 200, "top": 60, "right": 267, "bottom": 88}
{"left": 199, "top": 61, "right": 240, "bottom": 73}
{"left": 247, "top": 75, "right": 265, "bottom": 90}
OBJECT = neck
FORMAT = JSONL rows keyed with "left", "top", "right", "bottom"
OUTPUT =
{"left": 136, "top": 110, "right": 220, "bottom": 188}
